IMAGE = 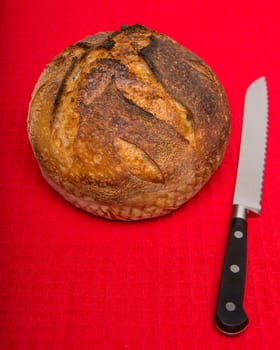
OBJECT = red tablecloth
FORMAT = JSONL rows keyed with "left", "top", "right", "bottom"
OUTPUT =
{"left": 1, "top": 0, "right": 279, "bottom": 349}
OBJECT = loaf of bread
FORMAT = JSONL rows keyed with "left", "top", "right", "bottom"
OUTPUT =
{"left": 28, "top": 24, "right": 230, "bottom": 221}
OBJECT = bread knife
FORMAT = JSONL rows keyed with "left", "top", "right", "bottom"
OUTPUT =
{"left": 214, "top": 77, "right": 268, "bottom": 335}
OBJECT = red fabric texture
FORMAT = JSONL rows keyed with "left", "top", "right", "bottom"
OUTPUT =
{"left": 1, "top": 0, "right": 279, "bottom": 349}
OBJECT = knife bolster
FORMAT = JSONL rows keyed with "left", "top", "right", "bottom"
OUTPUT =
{"left": 232, "top": 204, "right": 247, "bottom": 219}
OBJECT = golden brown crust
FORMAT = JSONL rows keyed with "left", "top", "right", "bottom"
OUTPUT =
{"left": 28, "top": 24, "right": 230, "bottom": 220}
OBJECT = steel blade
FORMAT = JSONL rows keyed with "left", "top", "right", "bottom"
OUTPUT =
{"left": 233, "top": 77, "right": 268, "bottom": 214}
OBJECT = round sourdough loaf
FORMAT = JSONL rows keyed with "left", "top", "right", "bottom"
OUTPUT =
{"left": 28, "top": 24, "right": 230, "bottom": 221}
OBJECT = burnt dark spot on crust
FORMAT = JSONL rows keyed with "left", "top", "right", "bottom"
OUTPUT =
{"left": 120, "top": 24, "right": 147, "bottom": 33}
{"left": 105, "top": 24, "right": 149, "bottom": 43}
{"left": 74, "top": 41, "right": 93, "bottom": 50}
{"left": 90, "top": 58, "right": 129, "bottom": 80}
{"left": 101, "top": 58, "right": 128, "bottom": 71}
{"left": 99, "top": 39, "right": 116, "bottom": 50}
{"left": 120, "top": 24, "right": 130, "bottom": 30}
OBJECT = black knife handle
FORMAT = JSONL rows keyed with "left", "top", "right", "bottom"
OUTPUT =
{"left": 214, "top": 216, "right": 248, "bottom": 335}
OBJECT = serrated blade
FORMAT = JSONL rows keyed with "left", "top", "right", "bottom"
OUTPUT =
{"left": 233, "top": 77, "right": 268, "bottom": 214}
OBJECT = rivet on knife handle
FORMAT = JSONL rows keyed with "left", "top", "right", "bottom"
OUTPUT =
{"left": 214, "top": 205, "right": 248, "bottom": 335}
